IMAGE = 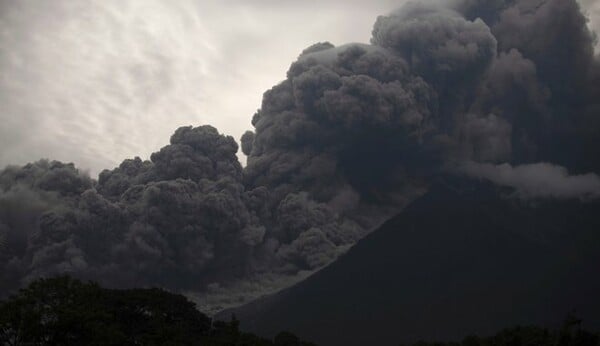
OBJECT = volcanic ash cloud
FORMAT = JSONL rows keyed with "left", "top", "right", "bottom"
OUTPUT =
{"left": 2, "top": 0, "right": 600, "bottom": 312}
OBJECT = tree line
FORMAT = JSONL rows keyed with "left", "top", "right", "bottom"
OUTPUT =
{"left": 0, "top": 276, "right": 313, "bottom": 345}
{"left": 1, "top": 276, "right": 598, "bottom": 345}
{"left": 402, "top": 315, "right": 599, "bottom": 346}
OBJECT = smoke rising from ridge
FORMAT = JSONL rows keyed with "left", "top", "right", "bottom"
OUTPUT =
{"left": 461, "top": 161, "right": 600, "bottom": 199}
{"left": 1, "top": 0, "right": 600, "bottom": 312}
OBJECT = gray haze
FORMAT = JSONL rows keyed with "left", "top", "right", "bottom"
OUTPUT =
{"left": 462, "top": 161, "right": 600, "bottom": 199}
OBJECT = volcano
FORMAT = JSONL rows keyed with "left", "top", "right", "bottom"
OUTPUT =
{"left": 221, "top": 176, "right": 600, "bottom": 345}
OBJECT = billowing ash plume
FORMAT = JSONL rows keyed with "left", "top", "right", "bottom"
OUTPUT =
{"left": 1, "top": 0, "right": 600, "bottom": 312}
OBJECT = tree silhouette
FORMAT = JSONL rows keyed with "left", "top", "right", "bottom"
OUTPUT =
{"left": 0, "top": 276, "right": 313, "bottom": 345}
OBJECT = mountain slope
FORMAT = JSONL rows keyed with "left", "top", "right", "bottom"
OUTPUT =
{"left": 221, "top": 177, "right": 600, "bottom": 345}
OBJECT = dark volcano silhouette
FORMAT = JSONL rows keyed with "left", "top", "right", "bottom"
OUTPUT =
{"left": 220, "top": 177, "right": 600, "bottom": 346}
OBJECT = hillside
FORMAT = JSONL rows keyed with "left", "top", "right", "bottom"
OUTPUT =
{"left": 221, "top": 177, "right": 600, "bottom": 345}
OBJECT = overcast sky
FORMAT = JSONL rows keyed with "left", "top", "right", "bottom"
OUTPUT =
{"left": 1, "top": 0, "right": 598, "bottom": 176}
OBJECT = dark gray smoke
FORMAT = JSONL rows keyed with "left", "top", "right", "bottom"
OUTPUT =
{"left": 1, "top": 0, "right": 600, "bottom": 312}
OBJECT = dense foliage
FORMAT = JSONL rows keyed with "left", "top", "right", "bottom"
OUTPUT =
{"left": 403, "top": 316, "right": 599, "bottom": 346}
{"left": 1, "top": 276, "right": 598, "bottom": 346}
{"left": 0, "top": 276, "right": 313, "bottom": 345}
